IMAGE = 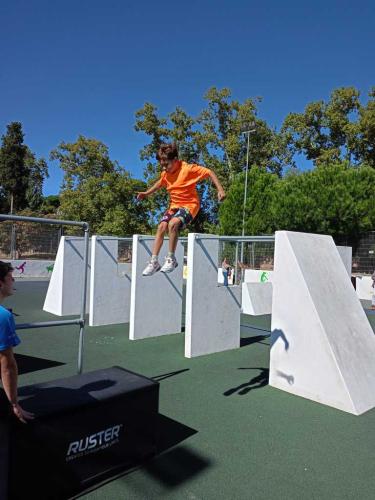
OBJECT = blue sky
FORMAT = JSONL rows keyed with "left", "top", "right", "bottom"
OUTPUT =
{"left": 1, "top": 0, "right": 374, "bottom": 195}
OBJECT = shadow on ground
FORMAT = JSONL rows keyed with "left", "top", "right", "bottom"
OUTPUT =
{"left": 224, "top": 367, "right": 269, "bottom": 396}
{"left": 15, "top": 353, "right": 65, "bottom": 375}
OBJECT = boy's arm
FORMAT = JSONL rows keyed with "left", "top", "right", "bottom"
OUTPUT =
{"left": 137, "top": 179, "right": 163, "bottom": 201}
{"left": 0, "top": 347, "right": 34, "bottom": 423}
{"left": 208, "top": 170, "right": 226, "bottom": 201}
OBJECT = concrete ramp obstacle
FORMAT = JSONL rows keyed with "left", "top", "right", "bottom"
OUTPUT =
{"left": 242, "top": 282, "right": 272, "bottom": 315}
{"left": 269, "top": 231, "right": 375, "bottom": 415}
{"left": 43, "top": 236, "right": 90, "bottom": 316}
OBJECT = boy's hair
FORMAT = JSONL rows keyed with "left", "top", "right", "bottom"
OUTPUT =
{"left": 156, "top": 143, "right": 179, "bottom": 161}
{"left": 0, "top": 261, "right": 13, "bottom": 282}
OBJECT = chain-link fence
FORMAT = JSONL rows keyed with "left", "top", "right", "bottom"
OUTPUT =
{"left": 117, "top": 239, "right": 133, "bottom": 263}
{"left": 336, "top": 232, "right": 375, "bottom": 275}
{"left": 0, "top": 221, "right": 62, "bottom": 260}
{"left": 218, "top": 240, "right": 275, "bottom": 269}
{"left": 1, "top": 221, "right": 373, "bottom": 275}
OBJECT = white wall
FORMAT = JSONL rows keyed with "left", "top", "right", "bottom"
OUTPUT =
{"left": 269, "top": 231, "right": 375, "bottom": 415}
{"left": 185, "top": 234, "right": 241, "bottom": 358}
{"left": 89, "top": 236, "right": 132, "bottom": 326}
{"left": 129, "top": 235, "right": 184, "bottom": 340}
{"left": 336, "top": 245, "right": 352, "bottom": 277}
{"left": 244, "top": 269, "right": 274, "bottom": 283}
{"left": 242, "top": 282, "right": 272, "bottom": 315}
{"left": 356, "top": 275, "right": 374, "bottom": 301}
{"left": 43, "top": 237, "right": 90, "bottom": 316}
{"left": 8, "top": 259, "right": 55, "bottom": 278}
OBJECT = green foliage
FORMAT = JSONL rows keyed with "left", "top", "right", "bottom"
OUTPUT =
{"left": 134, "top": 87, "right": 291, "bottom": 228}
{"left": 352, "top": 87, "right": 375, "bottom": 167}
{"left": 0, "top": 122, "right": 29, "bottom": 211}
{"left": 219, "top": 167, "right": 279, "bottom": 235}
{"left": 219, "top": 162, "right": 375, "bottom": 241}
{"left": 272, "top": 163, "right": 375, "bottom": 239}
{"left": 281, "top": 86, "right": 375, "bottom": 168}
{"left": 51, "top": 136, "right": 150, "bottom": 235}
{"left": 25, "top": 150, "right": 49, "bottom": 210}
{"left": 40, "top": 195, "right": 60, "bottom": 215}
{"left": 50, "top": 135, "right": 116, "bottom": 190}
{"left": 0, "top": 122, "right": 49, "bottom": 213}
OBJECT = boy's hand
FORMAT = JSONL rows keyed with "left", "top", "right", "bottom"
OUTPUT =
{"left": 136, "top": 192, "right": 148, "bottom": 201}
{"left": 217, "top": 189, "right": 226, "bottom": 202}
{"left": 12, "top": 402, "right": 34, "bottom": 424}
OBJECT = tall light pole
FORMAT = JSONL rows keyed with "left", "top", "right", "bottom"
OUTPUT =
{"left": 240, "top": 123, "right": 256, "bottom": 265}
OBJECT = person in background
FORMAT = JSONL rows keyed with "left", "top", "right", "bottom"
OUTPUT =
{"left": 0, "top": 261, "right": 33, "bottom": 423}
{"left": 371, "top": 270, "right": 375, "bottom": 310}
{"left": 222, "top": 257, "right": 231, "bottom": 286}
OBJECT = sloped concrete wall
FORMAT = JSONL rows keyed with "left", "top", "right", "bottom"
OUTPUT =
{"left": 269, "top": 231, "right": 375, "bottom": 415}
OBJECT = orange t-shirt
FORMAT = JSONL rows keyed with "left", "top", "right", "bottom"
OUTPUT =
{"left": 160, "top": 161, "right": 211, "bottom": 218}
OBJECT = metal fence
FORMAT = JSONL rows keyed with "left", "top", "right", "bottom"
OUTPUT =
{"left": 1, "top": 221, "right": 374, "bottom": 275}
{"left": 117, "top": 239, "right": 133, "bottom": 263}
{"left": 0, "top": 221, "right": 62, "bottom": 260}
{"left": 218, "top": 240, "right": 275, "bottom": 270}
{"left": 335, "top": 232, "right": 375, "bottom": 275}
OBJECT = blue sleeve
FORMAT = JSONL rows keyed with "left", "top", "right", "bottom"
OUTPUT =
{"left": 0, "top": 311, "right": 20, "bottom": 351}
{"left": 0, "top": 316, "right": 13, "bottom": 351}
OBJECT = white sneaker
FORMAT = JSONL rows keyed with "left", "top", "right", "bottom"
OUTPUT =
{"left": 160, "top": 256, "right": 178, "bottom": 273}
{"left": 142, "top": 260, "right": 161, "bottom": 276}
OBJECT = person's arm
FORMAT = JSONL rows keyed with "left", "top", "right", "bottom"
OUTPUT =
{"left": 208, "top": 171, "right": 226, "bottom": 201}
{"left": 137, "top": 179, "right": 164, "bottom": 201}
{"left": 0, "top": 347, "right": 33, "bottom": 423}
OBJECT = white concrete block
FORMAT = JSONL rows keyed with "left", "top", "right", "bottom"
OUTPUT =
{"left": 336, "top": 245, "right": 352, "bottom": 277}
{"left": 43, "top": 236, "right": 90, "bottom": 316}
{"left": 185, "top": 234, "right": 241, "bottom": 358}
{"left": 129, "top": 235, "right": 184, "bottom": 339}
{"left": 242, "top": 282, "right": 272, "bottom": 315}
{"left": 11, "top": 260, "right": 55, "bottom": 278}
{"left": 270, "top": 231, "right": 375, "bottom": 415}
{"left": 244, "top": 269, "right": 273, "bottom": 283}
{"left": 356, "top": 275, "right": 374, "bottom": 301}
{"left": 89, "top": 236, "right": 132, "bottom": 326}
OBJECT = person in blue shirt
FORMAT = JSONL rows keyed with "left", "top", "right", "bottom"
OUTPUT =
{"left": 0, "top": 261, "right": 33, "bottom": 423}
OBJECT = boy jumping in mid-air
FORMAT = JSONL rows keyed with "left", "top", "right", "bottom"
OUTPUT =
{"left": 137, "top": 143, "right": 226, "bottom": 275}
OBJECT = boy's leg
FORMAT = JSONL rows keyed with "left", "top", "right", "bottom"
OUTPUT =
{"left": 160, "top": 218, "right": 181, "bottom": 273}
{"left": 152, "top": 221, "right": 169, "bottom": 256}
{"left": 168, "top": 217, "right": 182, "bottom": 253}
{"left": 160, "top": 208, "right": 193, "bottom": 274}
{"left": 142, "top": 222, "right": 168, "bottom": 276}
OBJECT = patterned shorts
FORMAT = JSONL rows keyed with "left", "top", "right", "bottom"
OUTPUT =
{"left": 160, "top": 207, "right": 194, "bottom": 229}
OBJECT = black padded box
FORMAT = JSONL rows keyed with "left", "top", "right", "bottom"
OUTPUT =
{"left": 1, "top": 366, "right": 159, "bottom": 499}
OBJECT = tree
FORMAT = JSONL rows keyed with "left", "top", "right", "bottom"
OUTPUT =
{"left": 39, "top": 195, "right": 60, "bottom": 215}
{"left": 51, "top": 136, "right": 150, "bottom": 235}
{"left": 219, "top": 167, "right": 279, "bottom": 235}
{"left": 351, "top": 87, "right": 375, "bottom": 168}
{"left": 25, "top": 149, "right": 49, "bottom": 210}
{"left": 59, "top": 171, "right": 150, "bottom": 235}
{"left": 50, "top": 135, "right": 115, "bottom": 190}
{"left": 271, "top": 163, "right": 375, "bottom": 240}
{"left": 280, "top": 86, "right": 375, "bottom": 167}
{"left": 0, "top": 122, "right": 28, "bottom": 212}
{"left": 134, "top": 87, "right": 291, "bottom": 230}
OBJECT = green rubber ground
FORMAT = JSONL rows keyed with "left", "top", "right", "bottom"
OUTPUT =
{"left": 7, "top": 280, "right": 375, "bottom": 500}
